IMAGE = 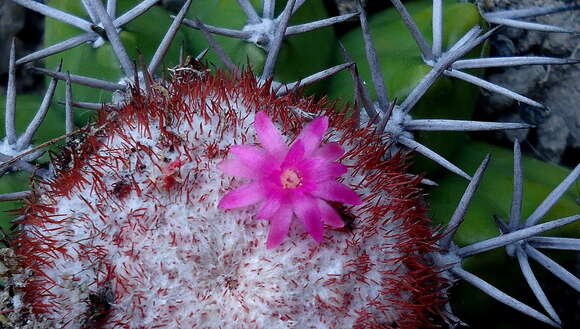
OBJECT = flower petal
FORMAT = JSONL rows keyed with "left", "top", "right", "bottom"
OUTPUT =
{"left": 281, "top": 139, "right": 305, "bottom": 168}
{"left": 257, "top": 197, "right": 282, "bottom": 220}
{"left": 318, "top": 200, "right": 345, "bottom": 228}
{"left": 311, "top": 181, "right": 362, "bottom": 205}
{"left": 254, "top": 112, "right": 288, "bottom": 158}
{"left": 313, "top": 142, "right": 344, "bottom": 161}
{"left": 218, "top": 182, "right": 265, "bottom": 209}
{"left": 218, "top": 158, "right": 257, "bottom": 178}
{"left": 231, "top": 145, "right": 276, "bottom": 172}
{"left": 296, "top": 116, "right": 329, "bottom": 155}
{"left": 293, "top": 194, "right": 324, "bottom": 242}
{"left": 266, "top": 206, "right": 293, "bottom": 249}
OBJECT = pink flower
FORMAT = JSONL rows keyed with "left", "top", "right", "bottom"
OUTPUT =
{"left": 218, "top": 112, "right": 362, "bottom": 248}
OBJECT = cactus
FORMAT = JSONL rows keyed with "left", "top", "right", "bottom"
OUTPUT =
{"left": 0, "top": 0, "right": 578, "bottom": 328}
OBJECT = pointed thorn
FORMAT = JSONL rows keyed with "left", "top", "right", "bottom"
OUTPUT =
{"left": 90, "top": 0, "right": 134, "bottom": 77}
{"left": 292, "top": 0, "right": 308, "bottom": 15}
{"left": 338, "top": 42, "right": 377, "bottom": 120}
{"left": 195, "top": 48, "right": 209, "bottom": 61}
{"left": 18, "top": 61, "right": 62, "bottom": 150}
{"left": 398, "top": 136, "right": 472, "bottom": 180}
{"left": 106, "top": 0, "right": 117, "bottom": 17}
{"left": 357, "top": 0, "right": 389, "bottom": 111}
{"left": 114, "top": 0, "right": 159, "bottom": 27}
{"left": 58, "top": 100, "right": 103, "bottom": 111}
{"left": 444, "top": 69, "right": 546, "bottom": 109}
{"left": 237, "top": 0, "right": 261, "bottom": 24}
{"left": 453, "top": 56, "right": 580, "bottom": 70}
{"left": 0, "top": 191, "right": 32, "bottom": 201}
{"left": 181, "top": 18, "right": 251, "bottom": 39}
{"left": 149, "top": 0, "right": 193, "bottom": 75}
{"left": 5, "top": 39, "right": 17, "bottom": 145}
{"left": 484, "top": 17, "right": 578, "bottom": 33}
{"left": 451, "top": 267, "right": 562, "bottom": 328}
{"left": 389, "top": 0, "right": 433, "bottom": 60}
{"left": 484, "top": 5, "right": 580, "bottom": 20}
{"left": 194, "top": 17, "right": 239, "bottom": 74}
{"left": 30, "top": 67, "right": 126, "bottom": 91}
{"left": 525, "top": 163, "right": 580, "bottom": 227}
{"left": 16, "top": 33, "right": 96, "bottom": 66}
{"left": 529, "top": 237, "right": 580, "bottom": 252}
{"left": 261, "top": 0, "right": 296, "bottom": 80}
{"left": 11, "top": 0, "right": 93, "bottom": 32}
{"left": 457, "top": 215, "right": 580, "bottom": 258}
{"left": 525, "top": 245, "right": 580, "bottom": 293}
{"left": 276, "top": 62, "right": 353, "bottom": 96}
{"left": 516, "top": 247, "right": 562, "bottom": 325}
{"left": 263, "top": 0, "right": 275, "bottom": 19}
{"left": 286, "top": 12, "right": 359, "bottom": 36}
{"left": 440, "top": 154, "right": 491, "bottom": 248}
{"left": 65, "top": 72, "right": 74, "bottom": 136}
{"left": 432, "top": 0, "right": 443, "bottom": 57}
{"left": 510, "top": 139, "right": 524, "bottom": 230}
{"left": 404, "top": 119, "right": 533, "bottom": 131}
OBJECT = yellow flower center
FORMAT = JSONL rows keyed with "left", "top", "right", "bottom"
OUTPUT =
{"left": 280, "top": 169, "right": 302, "bottom": 189}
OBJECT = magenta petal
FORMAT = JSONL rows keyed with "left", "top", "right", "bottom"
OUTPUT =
{"left": 254, "top": 112, "right": 288, "bottom": 159}
{"left": 266, "top": 206, "right": 293, "bottom": 249}
{"left": 257, "top": 197, "right": 281, "bottom": 220}
{"left": 317, "top": 200, "right": 345, "bottom": 228}
{"left": 218, "top": 182, "right": 265, "bottom": 209}
{"left": 218, "top": 159, "right": 256, "bottom": 178}
{"left": 311, "top": 181, "right": 362, "bottom": 205}
{"left": 293, "top": 194, "right": 324, "bottom": 242}
{"left": 282, "top": 139, "right": 305, "bottom": 168}
{"left": 313, "top": 142, "right": 344, "bottom": 161}
{"left": 231, "top": 145, "right": 273, "bottom": 171}
{"left": 296, "top": 116, "right": 329, "bottom": 155}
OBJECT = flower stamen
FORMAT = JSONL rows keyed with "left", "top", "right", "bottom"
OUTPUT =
{"left": 280, "top": 169, "right": 301, "bottom": 189}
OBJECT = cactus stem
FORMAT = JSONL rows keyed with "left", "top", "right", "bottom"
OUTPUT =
{"left": 404, "top": 120, "right": 532, "bottom": 131}
{"left": 90, "top": 0, "right": 134, "bottom": 78}
{"left": 276, "top": 62, "right": 353, "bottom": 96}
{"left": 65, "top": 73, "right": 74, "bottom": 136}
{"left": 5, "top": 39, "right": 17, "bottom": 145}
{"left": 389, "top": 0, "right": 433, "bottom": 60}
{"left": 237, "top": 0, "right": 261, "bottom": 24}
{"left": 432, "top": 0, "right": 443, "bottom": 57}
{"left": 525, "top": 244, "right": 580, "bottom": 293}
{"left": 16, "top": 33, "right": 96, "bottom": 65}
{"left": 17, "top": 61, "right": 62, "bottom": 150}
{"left": 30, "top": 66, "right": 127, "bottom": 91}
{"left": 453, "top": 56, "right": 580, "bottom": 69}
{"left": 261, "top": 0, "right": 296, "bottom": 80}
{"left": 0, "top": 191, "right": 32, "bottom": 201}
{"left": 194, "top": 18, "right": 239, "bottom": 75}
{"left": 525, "top": 163, "right": 580, "bottom": 227}
{"left": 510, "top": 140, "right": 524, "bottom": 230}
{"left": 357, "top": 0, "right": 390, "bottom": 113}
{"left": 444, "top": 69, "right": 546, "bottom": 109}
{"left": 457, "top": 215, "right": 580, "bottom": 258}
{"left": 263, "top": 0, "right": 275, "bottom": 19}
{"left": 516, "top": 246, "right": 562, "bottom": 324}
{"left": 397, "top": 136, "right": 471, "bottom": 180}
{"left": 451, "top": 267, "right": 561, "bottom": 328}
{"left": 10, "top": 0, "right": 93, "bottom": 32}
{"left": 149, "top": 0, "right": 193, "bottom": 75}
{"left": 439, "top": 154, "right": 490, "bottom": 248}
{"left": 286, "top": 12, "right": 359, "bottom": 35}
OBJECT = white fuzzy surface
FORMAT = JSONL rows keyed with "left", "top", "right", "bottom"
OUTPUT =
{"left": 14, "top": 73, "right": 432, "bottom": 329}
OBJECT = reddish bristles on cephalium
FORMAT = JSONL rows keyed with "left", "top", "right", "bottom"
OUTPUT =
{"left": 10, "top": 64, "right": 445, "bottom": 328}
